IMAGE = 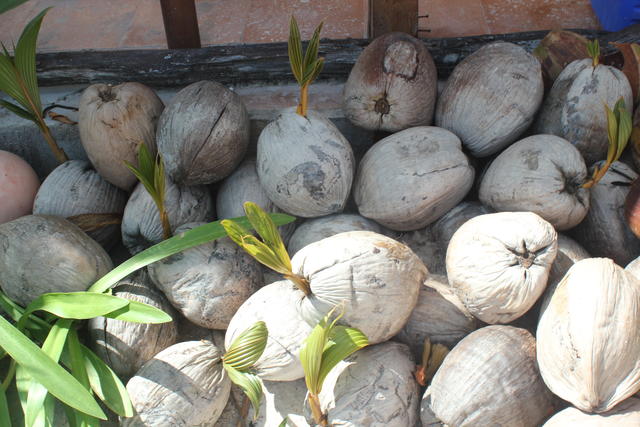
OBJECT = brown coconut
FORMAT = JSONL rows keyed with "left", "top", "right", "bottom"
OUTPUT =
{"left": 88, "top": 269, "right": 178, "bottom": 380}
{"left": 33, "top": 160, "right": 127, "bottom": 249}
{"left": 354, "top": 126, "right": 474, "bottom": 231}
{"left": 121, "top": 176, "right": 214, "bottom": 254}
{"left": 534, "top": 58, "right": 633, "bottom": 165}
{"left": 0, "top": 215, "right": 112, "bottom": 307}
{"left": 78, "top": 82, "right": 164, "bottom": 191}
{"left": 435, "top": 42, "right": 544, "bottom": 157}
{"left": 157, "top": 81, "right": 250, "bottom": 185}
{"left": 430, "top": 326, "right": 555, "bottom": 427}
{"left": 343, "top": 32, "right": 438, "bottom": 132}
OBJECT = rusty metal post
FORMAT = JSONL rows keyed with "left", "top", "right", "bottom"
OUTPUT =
{"left": 369, "top": 0, "right": 419, "bottom": 38}
{"left": 160, "top": 0, "right": 202, "bottom": 49}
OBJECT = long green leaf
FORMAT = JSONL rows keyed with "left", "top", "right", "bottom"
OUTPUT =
{"left": 0, "top": 0, "right": 31, "bottom": 14}
{"left": 300, "top": 315, "right": 331, "bottom": 395}
{"left": 243, "top": 202, "right": 291, "bottom": 271}
{"left": 288, "top": 16, "right": 304, "bottom": 84}
{"left": 304, "top": 58, "right": 325, "bottom": 86}
{"left": 617, "top": 104, "right": 633, "bottom": 158}
{"left": 103, "top": 299, "right": 172, "bottom": 324}
{"left": 278, "top": 417, "right": 289, "bottom": 427}
{"left": 605, "top": 104, "right": 617, "bottom": 164}
{"left": 0, "top": 53, "right": 30, "bottom": 109}
{"left": 0, "top": 381, "right": 10, "bottom": 427}
{"left": 0, "top": 98, "right": 37, "bottom": 121}
{"left": 88, "top": 214, "right": 295, "bottom": 294}
{"left": 66, "top": 332, "right": 100, "bottom": 427}
{"left": 223, "top": 321, "right": 268, "bottom": 372}
{"left": 303, "top": 22, "right": 323, "bottom": 72}
{"left": 25, "top": 318, "right": 72, "bottom": 427}
{"left": 0, "top": 316, "right": 105, "bottom": 419}
{"left": 316, "top": 325, "right": 368, "bottom": 392}
{"left": 14, "top": 8, "right": 50, "bottom": 113}
{"left": 81, "top": 345, "right": 133, "bottom": 417}
{"left": 224, "top": 366, "right": 263, "bottom": 421}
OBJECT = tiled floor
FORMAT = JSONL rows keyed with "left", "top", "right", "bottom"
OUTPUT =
{"left": 0, "top": 0, "right": 600, "bottom": 52}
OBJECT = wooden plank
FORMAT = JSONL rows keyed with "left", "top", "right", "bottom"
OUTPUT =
{"left": 369, "top": 0, "right": 419, "bottom": 38}
{"left": 160, "top": 0, "right": 201, "bottom": 49}
{"left": 35, "top": 28, "right": 622, "bottom": 88}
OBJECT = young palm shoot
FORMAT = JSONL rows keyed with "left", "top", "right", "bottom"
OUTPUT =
{"left": 582, "top": 97, "right": 632, "bottom": 189}
{"left": 221, "top": 202, "right": 311, "bottom": 295}
{"left": 300, "top": 305, "right": 368, "bottom": 426}
{"left": 125, "top": 142, "right": 171, "bottom": 240}
{"left": 222, "top": 321, "right": 268, "bottom": 423}
{"left": 288, "top": 16, "right": 324, "bottom": 117}
{"left": 0, "top": 8, "right": 68, "bottom": 164}
{"left": 586, "top": 39, "right": 600, "bottom": 68}
{"left": 414, "top": 337, "right": 449, "bottom": 386}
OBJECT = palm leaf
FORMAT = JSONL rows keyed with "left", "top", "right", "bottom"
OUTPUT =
{"left": 0, "top": 0, "right": 32, "bottom": 14}
{"left": 224, "top": 366, "right": 264, "bottom": 421}
{"left": 303, "top": 22, "right": 323, "bottom": 72}
{"left": 0, "top": 53, "right": 30, "bottom": 109}
{"left": 288, "top": 16, "right": 304, "bottom": 84}
{"left": 0, "top": 99, "right": 36, "bottom": 122}
{"left": 243, "top": 202, "right": 291, "bottom": 271}
{"left": 223, "top": 321, "right": 268, "bottom": 372}
{"left": 316, "top": 325, "right": 368, "bottom": 390}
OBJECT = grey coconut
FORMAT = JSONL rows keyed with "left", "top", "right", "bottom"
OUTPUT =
{"left": 157, "top": 80, "right": 250, "bottom": 185}
{"left": 0, "top": 215, "right": 112, "bottom": 307}
{"left": 544, "top": 397, "right": 640, "bottom": 426}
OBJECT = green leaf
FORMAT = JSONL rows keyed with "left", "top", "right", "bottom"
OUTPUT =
{"left": 0, "top": 0, "right": 32, "bottom": 14}
{"left": 224, "top": 365, "right": 263, "bottom": 422}
{"left": 103, "top": 299, "right": 172, "bottom": 324}
{"left": 278, "top": 417, "right": 289, "bottom": 427}
{"left": 587, "top": 39, "right": 600, "bottom": 66}
{"left": 316, "top": 325, "right": 368, "bottom": 392}
{"left": 0, "top": 316, "right": 106, "bottom": 419}
{"left": 288, "top": 16, "right": 304, "bottom": 84}
{"left": 300, "top": 314, "right": 332, "bottom": 395}
{"left": 0, "top": 53, "right": 30, "bottom": 109}
{"left": 223, "top": 321, "right": 268, "bottom": 372}
{"left": 81, "top": 345, "right": 133, "bottom": 417}
{"left": 25, "top": 318, "right": 72, "bottom": 427}
{"left": 303, "top": 22, "right": 323, "bottom": 73}
{"left": 88, "top": 214, "right": 295, "bottom": 294}
{"left": 66, "top": 331, "right": 100, "bottom": 427}
{"left": 243, "top": 202, "right": 291, "bottom": 272}
{"left": 303, "top": 57, "right": 325, "bottom": 87}
{"left": 617, "top": 103, "right": 633, "bottom": 158}
{"left": 14, "top": 8, "right": 50, "bottom": 113}
{"left": 0, "top": 382, "right": 11, "bottom": 427}
{"left": 0, "top": 98, "right": 37, "bottom": 121}
{"left": 605, "top": 103, "right": 618, "bottom": 164}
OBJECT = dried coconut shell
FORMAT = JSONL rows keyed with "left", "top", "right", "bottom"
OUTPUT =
{"left": 543, "top": 397, "right": 640, "bottom": 426}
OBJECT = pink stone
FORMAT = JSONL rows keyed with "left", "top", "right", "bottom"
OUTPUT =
{"left": 0, "top": 151, "right": 40, "bottom": 225}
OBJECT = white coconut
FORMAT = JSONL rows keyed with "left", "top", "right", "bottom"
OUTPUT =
{"left": 571, "top": 161, "right": 640, "bottom": 266}
{"left": 626, "top": 256, "right": 640, "bottom": 279}
{"left": 446, "top": 212, "right": 558, "bottom": 324}
{"left": 287, "top": 213, "right": 382, "bottom": 256}
{"left": 534, "top": 58, "right": 633, "bottom": 165}
{"left": 393, "top": 226, "right": 444, "bottom": 274}
{"left": 544, "top": 397, "right": 640, "bottom": 426}
{"left": 148, "top": 222, "right": 262, "bottom": 330}
{"left": 479, "top": 134, "right": 590, "bottom": 230}
{"left": 256, "top": 109, "right": 355, "bottom": 218}
{"left": 430, "top": 326, "right": 555, "bottom": 427}
{"left": 354, "top": 126, "right": 474, "bottom": 231}
{"left": 435, "top": 42, "right": 544, "bottom": 157}
{"left": 316, "top": 341, "right": 419, "bottom": 427}
{"left": 124, "top": 340, "right": 230, "bottom": 426}
{"left": 250, "top": 379, "right": 309, "bottom": 427}
{"left": 537, "top": 258, "right": 640, "bottom": 413}
{"left": 420, "top": 387, "right": 445, "bottom": 427}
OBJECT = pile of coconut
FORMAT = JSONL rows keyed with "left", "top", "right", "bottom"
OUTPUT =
{"left": 5, "top": 20, "right": 640, "bottom": 426}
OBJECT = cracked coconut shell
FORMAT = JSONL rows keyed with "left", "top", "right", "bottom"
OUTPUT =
{"left": 343, "top": 32, "right": 437, "bottom": 132}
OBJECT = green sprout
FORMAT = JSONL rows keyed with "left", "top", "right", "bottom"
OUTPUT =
{"left": 586, "top": 39, "right": 600, "bottom": 68}
{"left": 288, "top": 16, "right": 324, "bottom": 118}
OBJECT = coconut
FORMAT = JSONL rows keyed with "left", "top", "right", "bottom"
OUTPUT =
{"left": 446, "top": 212, "right": 558, "bottom": 324}
{"left": 534, "top": 58, "right": 633, "bottom": 165}
{"left": 249, "top": 379, "right": 309, "bottom": 427}
{"left": 88, "top": 269, "right": 178, "bottom": 379}
{"left": 538, "top": 258, "right": 640, "bottom": 413}
{"left": 354, "top": 126, "right": 474, "bottom": 231}
{"left": 287, "top": 213, "right": 382, "bottom": 256}
{"left": 148, "top": 222, "right": 263, "bottom": 330}
{"left": 430, "top": 326, "right": 555, "bottom": 426}
{"left": 121, "top": 177, "right": 214, "bottom": 254}
{"left": 124, "top": 340, "right": 230, "bottom": 426}
{"left": 395, "top": 274, "right": 477, "bottom": 358}
{"left": 479, "top": 134, "right": 590, "bottom": 230}
{"left": 627, "top": 255, "right": 640, "bottom": 279}
{"left": 315, "top": 341, "right": 419, "bottom": 427}
{"left": 0, "top": 215, "right": 112, "bottom": 307}
{"left": 420, "top": 387, "right": 445, "bottom": 427}
{"left": 430, "top": 201, "right": 493, "bottom": 246}
{"left": 544, "top": 397, "right": 640, "bottom": 426}
{"left": 156, "top": 81, "right": 250, "bottom": 185}
{"left": 33, "top": 160, "right": 127, "bottom": 249}
{"left": 571, "top": 162, "right": 639, "bottom": 265}
{"left": 342, "top": 32, "right": 437, "bottom": 132}
{"left": 435, "top": 42, "right": 544, "bottom": 157}
{"left": 256, "top": 109, "right": 355, "bottom": 218}
{"left": 0, "top": 150, "right": 39, "bottom": 225}
{"left": 78, "top": 82, "right": 164, "bottom": 191}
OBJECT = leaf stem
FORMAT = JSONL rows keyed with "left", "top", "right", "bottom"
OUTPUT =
{"left": 283, "top": 273, "right": 311, "bottom": 296}
{"left": 308, "top": 393, "right": 328, "bottom": 426}
{"left": 37, "top": 119, "right": 68, "bottom": 164}
{"left": 296, "top": 83, "right": 309, "bottom": 117}
{"left": 159, "top": 208, "right": 172, "bottom": 240}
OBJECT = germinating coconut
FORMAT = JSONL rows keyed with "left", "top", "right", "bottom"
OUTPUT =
{"left": 446, "top": 212, "right": 558, "bottom": 324}
{"left": 88, "top": 269, "right": 178, "bottom": 379}
{"left": 157, "top": 80, "right": 250, "bottom": 185}
{"left": 121, "top": 176, "right": 214, "bottom": 254}
{"left": 315, "top": 341, "right": 419, "bottom": 427}
{"left": 544, "top": 397, "right": 640, "bottom": 426}
{"left": 435, "top": 42, "right": 544, "bottom": 157}
{"left": 78, "top": 82, "right": 164, "bottom": 190}
{"left": 0, "top": 215, "right": 112, "bottom": 307}
{"left": 292, "top": 231, "right": 427, "bottom": 344}
{"left": 33, "top": 160, "right": 127, "bottom": 249}
{"left": 256, "top": 108, "right": 355, "bottom": 217}
{"left": 430, "top": 326, "right": 554, "bottom": 427}
{"left": 479, "top": 134, "right": 589, "bottom": 230}
{"left": 148, "top": 222, "right": 262, "bottom": 330}
{"left": 354, "top": 126, "right": 474, "bottom": 231}
{"left": 124, "top": 340, "right": 230, "bottom": 426}
{"left": 537, "top": 258, "right": 640, "bottom": 413}
{"left": 249, "top": 379, "right": 309, "bottom": 427}
{"left": 343, "top": 32, "right": 437, "bottom": 132}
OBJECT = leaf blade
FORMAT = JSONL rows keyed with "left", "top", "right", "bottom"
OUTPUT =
{"left": 316, "top": 325, "right": 368, "bottom": 392}
{"left": 288, "top": 15, "right": 304, "bottom": 84}
{"left": 223, "top": 321, "right": 268, "bottom": 371}
{"left": 0, "top": 98, "right": 37, "bottom": 121}
{"left": 103, "top": 299, "right": 172, "bottom": 324}
{"left": 224, "top": 366, "right": 263, "bottom": 421}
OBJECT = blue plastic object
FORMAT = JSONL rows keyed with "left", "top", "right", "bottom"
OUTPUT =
{"left": 590, "top": 0, "right": 640, "bottom": 31}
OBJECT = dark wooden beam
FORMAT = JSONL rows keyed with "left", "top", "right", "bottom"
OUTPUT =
{"left": 160, "top": 0, "right": 201, "bottom": 49}
{"left": 35, "top": 28, "right": 620, "bottom": 88}
{"left": 369, "top": 0, "right": 419, "bottom": 38}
